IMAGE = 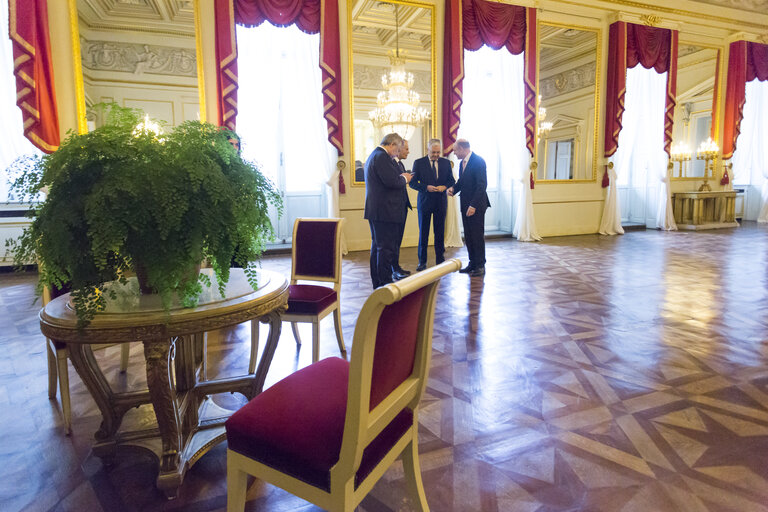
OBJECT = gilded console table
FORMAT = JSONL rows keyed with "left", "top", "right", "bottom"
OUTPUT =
{"left": 39, "top": 268, "right": 289, "bottom": 498}
{"left": 672, "top": 190, "right": 740, "bottom": 230}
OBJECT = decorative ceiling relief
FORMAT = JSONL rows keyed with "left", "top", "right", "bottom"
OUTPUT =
{"left": 353, "top": 65, "right": 430, "bottom": 95}
{"left": 81, "top": 39, "right": 197, "bottom": 77}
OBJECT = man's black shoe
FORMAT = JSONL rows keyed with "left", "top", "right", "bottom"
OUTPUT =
{"left": 469, "top": 266, "right": 485, "bottom": 277}
{"left": 395, "top": 267, "right": 411, "bottom": 276}
{"left": 416, "top": 263, "right": 427, "bottom": 271}
{"left": 392, "top": 270, "right": 409, "bottom": 281}
{"left": 459, "top": 265, "right": 473, "bottom": 273}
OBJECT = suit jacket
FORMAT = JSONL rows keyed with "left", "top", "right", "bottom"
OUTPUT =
{"left": 397, "top": 160, "right": 413, "bottom": 212}
{"left": 364, "top": 146, "right": 408, "bottom": 223}
{"left": 409, "top": 156, "right": 456, "bottom": 212}
{"left": 453, "top": 152, "right": 490, "bottom": 213}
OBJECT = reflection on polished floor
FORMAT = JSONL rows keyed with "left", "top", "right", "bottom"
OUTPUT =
{"left": 2, "top": 223, "right": 768, "bottom": 512}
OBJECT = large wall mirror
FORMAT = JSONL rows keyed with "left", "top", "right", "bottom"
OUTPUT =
{"left": 536, "top": 22, "right": 600, "bottom": 182}
{"left": 349, "top": 0, "right": 435, "bottom": 186}
{"left": 670, "top": 44, "right": 721, "bottom": 179}
{"left": 74, "top": 0, "right": 202, "bottom": 131}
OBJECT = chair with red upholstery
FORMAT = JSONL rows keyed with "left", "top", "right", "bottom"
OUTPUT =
{"left": 226, "top": 259, "right": 461, "bottom": 511}
{"left": 251, "top": 217, "right": 345, "bottom": 370}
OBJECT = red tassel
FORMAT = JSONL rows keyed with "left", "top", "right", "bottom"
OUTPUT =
{"left": 602, "top": 167, "right": 610, "bottom": 188}
{"left": 338, "top": 170, "right": 346, "bottom": 194}
{"left": 720, "top": 168, "right": 730, "bottom": 186}
{"left": 529, "top": 171, "right": 535, "bottom": 189}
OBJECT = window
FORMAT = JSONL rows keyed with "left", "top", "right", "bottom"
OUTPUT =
{"left": 235, "top": 23, "right": 336, "bottom": 242}
{"left": 1, "top": 0, "right": 41, "bottom": 204}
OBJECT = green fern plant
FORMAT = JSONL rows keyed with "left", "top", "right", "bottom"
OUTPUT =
{"left": 7, "top": 104, "right": 283, "bottom": 325}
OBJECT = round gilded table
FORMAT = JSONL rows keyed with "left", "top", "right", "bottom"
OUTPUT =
{"left": 39, "top": 268, "right": 289, "bottom": 498}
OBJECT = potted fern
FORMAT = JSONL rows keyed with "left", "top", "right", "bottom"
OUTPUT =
{"left": 7, "top": 104, "right": 282, "bottom": 325}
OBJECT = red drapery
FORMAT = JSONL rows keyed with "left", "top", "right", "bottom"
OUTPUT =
{"left": 213, "top": 0, "right": 343, "bottom": 154}
{"left": 8, "top": 0, "right": 59, "bottom": 153}
{"left": 442, "top": 0, "right": 537, "bottom": 162}
{"left": 603, "top": 21, "right": 677, "bottom": 187}
{"left": 722, "top": 40, "right": 768, "bottom": 160}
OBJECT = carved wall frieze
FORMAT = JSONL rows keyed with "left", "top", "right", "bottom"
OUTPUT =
{"left": 353, "top": 64, "right": 431, "bottom": 95}
{"left": 691, "top": 0, "right": 768, "bottom": 13}
{"left": 81, "top": 39, "right": 197, "bottom": 77}
{"left": 540, "top": 62, "right": 596, "bottom": 100}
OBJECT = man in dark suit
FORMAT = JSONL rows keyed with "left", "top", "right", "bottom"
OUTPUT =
{"left": 393, "top": 140, "right": 412, "bottom": 280}
{"left": 448, "top": 138, "right": 490, "bottom": 277}
{"left": 409, "top": 138, "right": 455, "bottom": 271}
{"left": 364, "top": 133, "right": 413, "bottom": 288}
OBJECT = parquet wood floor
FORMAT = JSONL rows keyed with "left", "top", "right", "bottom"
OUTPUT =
{"left": 2, "top": 223, "right": 768, "bottom": 512}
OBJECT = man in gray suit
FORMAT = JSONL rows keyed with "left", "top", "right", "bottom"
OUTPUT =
{"left": 364, "top": 133, "right": 413, "bottom": 288}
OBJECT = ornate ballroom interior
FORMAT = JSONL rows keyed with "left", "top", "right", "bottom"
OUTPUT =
{"left": 1, "top": 0, "right": 768, "bottom": 511}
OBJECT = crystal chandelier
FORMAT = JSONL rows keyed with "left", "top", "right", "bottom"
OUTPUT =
{"left": 368, "top": 5, "right": 429, "bottom": 141}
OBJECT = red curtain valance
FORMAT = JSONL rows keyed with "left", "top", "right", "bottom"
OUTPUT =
{"left": 603, "top": 21, "right": 677, "bottom": 186}
{"left": 9, "top": 0, "right": 59, "bottom": 153}
{"left": 442, "top": 0, "right": 537, "bottom": 161}
{"left": 214, "top": 0, "right": 343, "bottom": 154}
{"left": 234, "top": 0, "right": 319, "bottom": 31}
{"left": 722, "top": 40, "right": 768, "bottom": 159}
{"left": 463, "top": 0, "right": 526, "bottom": 54}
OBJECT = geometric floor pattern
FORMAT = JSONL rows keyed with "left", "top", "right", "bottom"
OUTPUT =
{"left": 2, "top": 223, "right": 768, "bottom": 511}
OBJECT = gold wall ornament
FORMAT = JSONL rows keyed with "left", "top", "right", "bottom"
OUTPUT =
{"left": 640, "top": 14, "right": 662, "bottom": 26}
{"left": 554, "top": 73, "right": 568, "bottom": 91}
{"left": 759, "top": 33, "right": 768, "bottom": 44}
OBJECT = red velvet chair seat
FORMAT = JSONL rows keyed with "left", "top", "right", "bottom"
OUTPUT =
{"left": 286, "top": 284, "right": 338, "bottom": 315}
{"left": 225, "top": 357, "right": 413, "bottom": 492}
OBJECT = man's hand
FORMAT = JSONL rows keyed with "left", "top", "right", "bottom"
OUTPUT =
{"left": 447, "top": 187, "right": 454, "bottom": 196}
{"left": 401, "top": 172, "right": 413, "bottom": 183}
{"left": 437, "top": 186, "right": 447, "bottom": 193}
{"left": 426, "top": 185, "right": 437, "bottom": 192}
{"left": 466, "top": 206, "right": 476, "bottom": 217}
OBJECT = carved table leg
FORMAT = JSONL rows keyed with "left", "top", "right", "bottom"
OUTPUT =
{"left": 67, "top": 343, "right": 120, "bottom": 454}
{"left": 250, "top": 311, "right": 283, "bottom": 398}
{"left": 143, "top": 337, "right": 184, "bottom": 499}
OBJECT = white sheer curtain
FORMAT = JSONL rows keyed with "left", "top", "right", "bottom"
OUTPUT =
{"left": 236, "top": 23, "right": 346, "bottom": 250}
{"left": 732, "top": 79, "right": 768, "bottom": 222}
{"left": 601, "top": 65, "right": 670, "bottom": 233}
{"left": 459, "top": 46, "right": 538, "bottom": 240}
{"left": 1, "top": 0, "right": 41, "bottom": 203}
{"left": 444, "top": 174, "right": 463, "bottom": 247}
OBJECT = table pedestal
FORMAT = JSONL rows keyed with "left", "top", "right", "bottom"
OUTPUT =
{"left": 672, "top": 190, "right": 739, "bottom": 230}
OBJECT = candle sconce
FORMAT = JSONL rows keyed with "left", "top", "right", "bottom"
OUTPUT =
{"left": 670, "top": 142, "right": 691, "bottom": 178}
{"left": 696, "top": 137, "right": 718, "bottom": 191}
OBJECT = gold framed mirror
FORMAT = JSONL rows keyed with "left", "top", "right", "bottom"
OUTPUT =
{"left": 70, "top": 0, "right": 204, "bottom": 133}
{"left": 348, "top": 0, "right": 436, "bottom": 186}
{"left": 670, "top": 43, "right": 721, "bottom": 180}
{"left": 536, "top": 22, "right": 600, "bottom": 182}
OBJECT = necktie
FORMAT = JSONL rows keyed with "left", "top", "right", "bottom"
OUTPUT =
{"left": 459, "top": 160, "right": 464, "bottom": 179}
{"left": 431, "top": 160, "right": 437, "bottom": 181}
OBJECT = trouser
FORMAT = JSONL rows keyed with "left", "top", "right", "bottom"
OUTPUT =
{"left": 393, "top": 217, "right": 407, "bottom": 271}
{"left": 461, "top": 208, "right": 486, "bottom": 269}
{"left": 369, "top": 220, "right": 399, "bottom": 288}
{"left": 417, "top": 207, "right": 446, "bottom": 265}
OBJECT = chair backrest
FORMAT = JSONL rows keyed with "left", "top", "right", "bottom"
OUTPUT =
{"left": 332, "top": 259, "right": 461, "bottom": 486}
{"left": 291, "top": 218, "right": 343, "bottom": 290}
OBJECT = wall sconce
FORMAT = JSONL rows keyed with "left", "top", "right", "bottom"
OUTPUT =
{"left": 670, "top": 141, "right": 691, "bottom": 177}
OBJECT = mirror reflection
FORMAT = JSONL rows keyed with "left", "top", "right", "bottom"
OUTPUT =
{"left": 77, "top": 0, "right": 200, "bottom": 129}
{"left": 670, "top": 44, "right": 719, "bottom": 179}
{"left": 350, "top": 0, "right": 434, "bottom": 184}
{"left": 536, "top": 23, "right": 599, "bottom": 181}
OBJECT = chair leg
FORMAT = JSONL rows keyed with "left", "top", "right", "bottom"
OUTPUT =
{"left": 291, "top": 322, "right": 302, "bottom": 346}
{"left": 401, "top": 434, "right": 429, "bottom": 511}
{"left": 249, "top": 320, "right": 259, "bottom": 374}
{"left": 226, "top": 451, "right": 248, "bottom": 512}
{"left": 312, "top": 319, "right": 320, "bottom": 363}
{"left": 46, "top": 339, "right": 58, "bottom": 399}
{"left": 332, "top": 307, "right": 346, "bottom": 358}
{"left": 56, "top": 352, "right": 72, "bottom": 436}
{"left": 119, "top": 343, "right": 130, "bottom": 373}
